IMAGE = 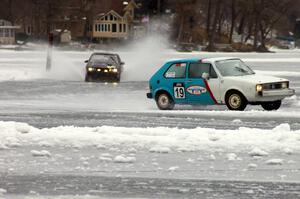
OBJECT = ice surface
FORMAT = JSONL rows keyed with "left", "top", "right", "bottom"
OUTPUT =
{"left": 1, "top": 48, "right": 300, "bottom": 82}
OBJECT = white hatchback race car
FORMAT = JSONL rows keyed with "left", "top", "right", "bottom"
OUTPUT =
{"left": 147, "top": 57, "right": 295, "bottom": 111}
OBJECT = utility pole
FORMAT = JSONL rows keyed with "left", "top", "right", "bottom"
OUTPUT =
{"left": 46, "top": 32, "right": 53, "bottom": 71}
{"left": 46, "top": 0, "right": 54, "bottom": 71}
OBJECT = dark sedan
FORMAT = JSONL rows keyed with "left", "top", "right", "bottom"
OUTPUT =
{"left": 85, "top": 53, "right": 124, "bottom": 82}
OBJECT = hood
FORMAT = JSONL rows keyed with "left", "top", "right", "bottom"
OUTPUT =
{"left": 224, "top": 74, "right": 288, "bottom": 84}
{"left": 88, "top": 62, "right": 108, "bottom": 68}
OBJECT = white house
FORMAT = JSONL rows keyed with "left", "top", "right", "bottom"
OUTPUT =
{"left": 0, "top": 19, "right": 20, "bottom": 45}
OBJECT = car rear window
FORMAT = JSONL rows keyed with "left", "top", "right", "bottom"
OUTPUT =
{"left": 164, "top": 63, "right": 187, "bottom": 78}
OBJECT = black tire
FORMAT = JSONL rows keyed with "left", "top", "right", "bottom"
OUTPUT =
{"left": 225, "top": 91, "right": 247, "bottom": 111}
{"left": 84, "top": 75, "right": 90, "bottom": 82}
{"left": 261, "top": 100, "right": 281, "bottom": 111}
{"left": 156, "top": 92, "right": 175, "bottom": 110}
{"left": 115, "top": 74, "right": 121, "bottom": 82}
{"left": 85, "top": 75, "right": 93, "bottom": 82}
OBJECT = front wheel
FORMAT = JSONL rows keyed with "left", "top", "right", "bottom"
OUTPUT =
{"left": 115, "top": 73, "right": 121, "bottom": 82}
{"left": 225, "top": 91, "right": 247, "bottom": 111}
{"left": 261, "top": 100, "right": 281, "bottom": 111}
{"left": 156, "top": 93, "right": 175, "bottom": 110}
{"left": 85, "top": 74, "right": 93, "bottom": 82}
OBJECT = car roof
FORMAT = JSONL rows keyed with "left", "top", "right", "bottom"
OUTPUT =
{"left": 202, "top": 57, "right": 240, "bottom": 62}
{"left": 166, "top": 58, "right": 201, "bottom": 63}
{"left": 166, "top": 57, "right": 240, "bottom": 64}
{"left": 91, "top": 52, "right": 118, "bottom": 56}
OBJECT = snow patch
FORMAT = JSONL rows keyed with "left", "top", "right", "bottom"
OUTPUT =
{"left": 113, "top": 155, "right": 136, "bottom": 163}
{"left": 0, "top": 188, "right": 6, "bottom": 195}
{"left": 266, "top": 159, "right": 284, "bottom": 165}
{"left": 226, "top": 153, "right": 238, "bottom": 161}
{"left": 168, "top": 166, "right": 179, "bottom": 172}
{"left": 249, "top": 147, "right": 269, "bottom": 157}
{"left": 232, "top": 119, "right": 242, "bottom": 124}
{"left": 30, "top": 150, "right": 51, "bottom": 157}
{"left": 149, "top": 146, "right": 171, "bottom": 153}
{"left": 283, "top": 148, "right": 293, "bottom": 155}
{"left": 247, "top": 163, "right": 258, "bottom": 170}
{"left": 245, "top": 189, "right": 255, "bottom": 194}
{"left": 273, "top": 123, "right": 291, "bottom": 132}
{"left": 209, "top": 154, "right": 216, "bottom": 161}
{"left": 0, "top": 143, "right": 8, "bottom": 150}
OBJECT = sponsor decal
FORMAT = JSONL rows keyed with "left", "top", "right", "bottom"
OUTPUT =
{"left": 186, "top": 85, "right": 207, "bottom": 95}
{"left": 165, "top": 72, "right": 176, "bottom": 78}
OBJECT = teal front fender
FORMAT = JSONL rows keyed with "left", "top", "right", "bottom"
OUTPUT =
{"left": 153, "top": 87, "right": 174, "bottom": 101}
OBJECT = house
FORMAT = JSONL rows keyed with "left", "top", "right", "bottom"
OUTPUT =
{"left": 91, "top": 0, "right": 139, "bottom": 41}
{"left": 92, "top": 10, "right": 129, "bottom": 40}
{"left": 0, "top": 19, "right": 20, "bottom": 45}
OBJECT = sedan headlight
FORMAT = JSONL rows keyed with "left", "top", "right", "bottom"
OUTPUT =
{"left": 282, "top": 82, "right": 288, "bottom": 89}
{"left": 112, "top": 68, "right": 118, "bottom": 73}
{"left": 87, "top": 67, "right": 94, "bottom": 72}
{"left": 256, "top": 84, "right": 263, "bottom": 92}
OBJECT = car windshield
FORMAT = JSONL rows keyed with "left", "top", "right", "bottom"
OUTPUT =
{"left": 90, "top": 54, "right": 117, "bottom": 65}
{"left": 215, "top": 59, "right": 255, "bottom": 77}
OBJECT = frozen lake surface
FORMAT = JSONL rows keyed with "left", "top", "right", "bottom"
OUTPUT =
{"left": 0, "top": 49, "right": 300, "bottom": 198}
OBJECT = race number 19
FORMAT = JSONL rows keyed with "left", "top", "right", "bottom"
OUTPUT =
{"left": 174, "top": 86, "right": 185, "bottom": 99}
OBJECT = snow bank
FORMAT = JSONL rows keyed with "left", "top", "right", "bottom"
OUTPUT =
{"left": 0, "top": 121, "right": 300, "bottom": 154}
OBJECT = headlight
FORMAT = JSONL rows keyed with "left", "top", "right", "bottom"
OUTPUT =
{"left": 282, "top": 82, "right": 288, "bottom": 89}
{"left": 256, "top": 84, "right": 263, "bottom": 92}
{"left": 87, "top": 67, "right": 94, "bottom": 72}
{"left": 104, "top": 69, "right": 108, "bottom": 73}
{"left": 112, "top": 68, "right": 118, "bottom": 73}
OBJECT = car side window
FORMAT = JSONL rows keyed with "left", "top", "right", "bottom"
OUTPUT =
{"left": 164, "top": 63, "right": 187, "bottom": 78}
{"left": 189, "top": 63, "right": 218, "bottom": 79}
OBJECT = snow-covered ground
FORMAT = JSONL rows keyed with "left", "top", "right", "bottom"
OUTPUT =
{"left": 0, "top": 48, "right": 300, "bottom": 198}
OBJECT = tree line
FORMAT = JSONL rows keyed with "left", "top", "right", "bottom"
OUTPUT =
{"left": 172, "top": 0, "right": 299, "bottom": 51}
{"left": 0, "top": 0, "right": 299, "bottom": 51}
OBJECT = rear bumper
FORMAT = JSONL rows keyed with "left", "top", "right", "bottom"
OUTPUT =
{"left": 146, "top": 93, "right": 153, "bottom": 99}
{"left": 262, "top": 89, "right": 295, "bottom": 97}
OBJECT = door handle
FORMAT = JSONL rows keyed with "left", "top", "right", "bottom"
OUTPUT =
{"left": 185, "top": 80, "right": 192, "bottom": 83}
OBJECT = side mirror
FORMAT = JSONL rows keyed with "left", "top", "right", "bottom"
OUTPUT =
{"left": 84, "top": 60, "right": 88, "bottom": 63}
{"left": 121, "top": 61, "right": 125, "bottom": 65}
{"left": 202, "top": 72, "right": 210, "bottom": 80}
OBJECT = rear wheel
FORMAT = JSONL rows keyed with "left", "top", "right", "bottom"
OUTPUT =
{"left": 156, "top": 93, "right": 174, "bottom": 110}
{"left": 261, "top": 100, "right": 281, "bottom": 111}
{"left": 225, "top": 91, "right": 247, "bottom": 111}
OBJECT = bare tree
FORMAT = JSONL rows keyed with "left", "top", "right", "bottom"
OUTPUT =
{"left": 207, "top": 0, "right": 222, "bottom": 51}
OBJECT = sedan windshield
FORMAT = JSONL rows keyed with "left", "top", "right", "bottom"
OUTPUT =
{"left": 90, "top": 55, "right": 117, "bottom": 65}
{"left": 215, "top": 59, "right": 255, "bottom": 77}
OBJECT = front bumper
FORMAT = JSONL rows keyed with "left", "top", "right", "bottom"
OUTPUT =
{"left": 86, "top": 71, "right": 119, "bottom": 81}
{"left": 146, "top": 93, "right": 153, "bottom": 99}
{"left": 262, "top": 88, "right": 295, "bottom": 97}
